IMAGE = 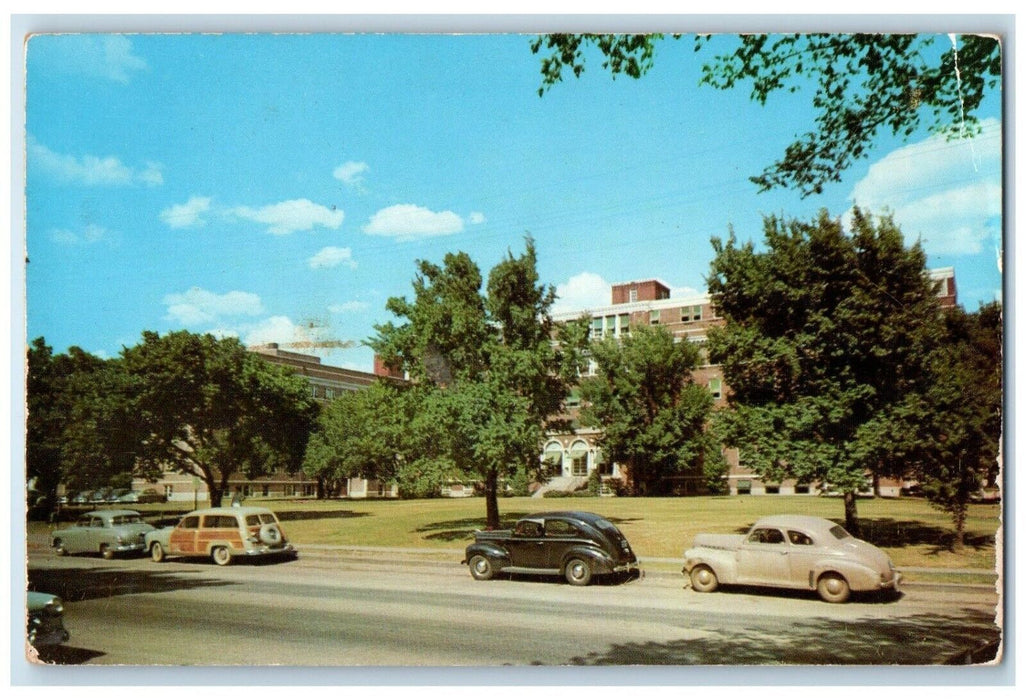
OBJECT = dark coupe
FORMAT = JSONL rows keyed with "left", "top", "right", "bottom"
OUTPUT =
{"left": 463, "top": 511, "right": 639, "bottom": 586}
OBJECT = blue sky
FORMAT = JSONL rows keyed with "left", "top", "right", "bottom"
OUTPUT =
{"left": 23, "top": 32, "right": 1003, "bottom": 372}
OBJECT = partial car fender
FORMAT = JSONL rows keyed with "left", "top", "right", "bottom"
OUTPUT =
{"left": 683, "top": 547, "right": 740, "bottom": 584}
{"left": 463, "top": 541, "right": 512, "bottom": 570}
{"left": 560, "top": 545, "right": 617, "bottom": 575}
{"left": 809, "top": 558, "right": 880, "bottom": 591}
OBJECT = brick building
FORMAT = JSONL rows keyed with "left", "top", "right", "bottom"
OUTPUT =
{"left": 544, "top": 271, "right": 958, "bottom": 497}
{"left": 132, "top": 345, "right": 399, "bottom": 504}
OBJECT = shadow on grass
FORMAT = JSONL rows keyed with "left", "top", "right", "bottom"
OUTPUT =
{"left": 729, "top": 517, "right": 996, "bottom": 553}
{"left": 417, "top": 510, "right": 644, "bottom": 542}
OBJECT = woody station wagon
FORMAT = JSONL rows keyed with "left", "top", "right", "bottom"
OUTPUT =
{"left": 145, "top": 506, "right": 297, "bottom": 566}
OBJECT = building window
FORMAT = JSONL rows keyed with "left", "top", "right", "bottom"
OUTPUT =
{"left": 708, "top": 377, "right": 722, "bottom": 399}
{"left": 605, "top": 315, "right": 616, "bottom": 334}
{"left": 650, "top": 309, "right": 660, "bottom": 325}
{"left": 591, "top": 317, "right": 603, "bottom": 339}
{"left": 618, "top": 313, "right": 630, "bottom": 336}
{"left": 325, "top": 388, "right": 336, "bottom": 400}
{"left": 737, "top": 480, "right": 752, "bottom": 495}
{"left": 629, "top": 288, "right": 638, "bottom": 303}
{"left": 570, "top": 441, "right": 589, "bottom": 477}
{"left": 681, "top": 305, "right": 702, "bottom": 322}
{"left": 262, "top": 484, "right": 270, "bottom": 497}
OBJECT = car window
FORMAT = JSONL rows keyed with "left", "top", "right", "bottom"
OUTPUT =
{"left": 545, "top": 520, "right": 578, "bottom": 537}
{"left": 90, "top": 517, "right": 104, "bottom": 528}
{"left": 748, "top": 528, "right": 785, "bottom": 544}
{"left": 180, "top": 516, "right": 200, "bottom": 529}
{"left": 828, "top": 525, "right": 852, "bottom": 540}
{"left": 788, "top": 530, "right": 813, "bottom": 546}
{"left": 203, "top": 515, "right": 239, "bottom": 529}
{"left": 76, "top": 518, "right": 90, "bottom": 528}
{"left": 246, "top": 514, "right": 262, "bottom": 527}
{"left": 514, "top": 520, "right": 543, "bottom": 537}
{"left": 260, "top": 513, "right": 276, "bottom": 525}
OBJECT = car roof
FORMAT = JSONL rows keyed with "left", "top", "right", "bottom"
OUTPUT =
{"left": 83, "top": 509, "right": 142, "bottom": 518}
{"left": 753, "top": 515, "right": 842, "bottom": 533}
{"left": 181, "top": 506, "right": 277, "bottom": 517}
{"left": 521, "top": 511, "right": 609, "bottom": 524}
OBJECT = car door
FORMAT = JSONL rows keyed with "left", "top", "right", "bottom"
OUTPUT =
{"left": 66, "top": 516, "right": 94, "bottom": 553}
{"left": 169, "top": 515, "right": 200, "bottom": 554}
{"left": 506, "top": 519, "right": 549, "bottom": 569}
{"left": 542, "top": 517, "right": 582, "bottom": 568}
{"left": 736, "top": 527, "right": 791, "bottom": 585}
{"left": 785, "top": 528, "right": 820, "bottom": 585}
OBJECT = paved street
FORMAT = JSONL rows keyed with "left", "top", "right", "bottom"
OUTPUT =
{"left": 23, "top": 542, "right": 1002, "bottom": 669}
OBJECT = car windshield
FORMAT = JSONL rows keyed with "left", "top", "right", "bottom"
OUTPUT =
{"left": 112, "top": 515, "right": 143, "bottom": 525}
{"left": 828, "top": 525, "right": 852, "bottom": 540}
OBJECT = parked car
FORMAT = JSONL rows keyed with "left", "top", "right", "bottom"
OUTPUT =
{"left": 683, "top": 514, "right": 901, "bottom": 603}
{"left": 27, "top": 592, "right": 70, "bottom": 648}
{"left": 70, "top": 491, "right": 92, "bottom": 505}
{"left": 145, "top": 506, "right": 297, "bottom": 566}
{"left": 135, "top": 488, "right": 165, "bottom": 504}
{"left": 51, "top": 509, "right": 155, "bottom": 559}
{"left": 115, "top": 491, "right": 140, "bottom": 503}
{"left": 463, "top": 511, "right": 639, "bottom": 586}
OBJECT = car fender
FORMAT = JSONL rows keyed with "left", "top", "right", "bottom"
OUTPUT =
{"left": 683, "top": 547, "right": 740, "bottom": 584}
{"left": 463, "top": 541, "right": 512, "bottom": 569}
{"left": 560, "top": 545, "right": 617, "bottom": 575}
{"left": 809, "top": 558, "right": 881, "bottom": 591}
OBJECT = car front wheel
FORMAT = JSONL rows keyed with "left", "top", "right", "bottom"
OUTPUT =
{"left": 817, "top": 572, "right": 851, "bottom": 603}
{"left": 564, "top": 558, "right": 593, "bottom": 586}
{"left": 468, "top": 555, "right": 494, "bottom": 581}
{"left": 212, "top": 546, "right": 232, "bottom": 566}
{"left": 150, "top": 542, "right": 165, "bottom": 563}
{"left": 53, "top": 539, "right": 67, "bottom": 556}
{"left": 100, "top": 544, "right": 114, "bottom": 560}
{"left": 689, "top": 565, "right": 719, "bottom": 592}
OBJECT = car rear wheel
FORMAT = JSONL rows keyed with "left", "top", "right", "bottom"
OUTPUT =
{"left": 690, "top": 565, "right": 719, "bottom": 593}
{"left": 564, "top": 558, "right": 593, "bottom": 586}
{"left": 100, "top": 544, "right": 114, "bottom": 560}
{"left": 212, "top": 546, "right": 232, "bottom": 566}
{"left": 817, "top": 572, "right": 851, "bottom": 603}
{"left": 150, "top": 542, "right": 165, "bottom": 563}
{"left": 468, "top": 555, "right": 494, "bottom": 581}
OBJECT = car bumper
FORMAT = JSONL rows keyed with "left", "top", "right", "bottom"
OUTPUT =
{"left": 28, "top": 620, "right": 70, "bottom": 647}
{"left": 243, "top": 543, "right": 297, "bottom": 558}
{"left": 613, "top": 561, "right": 640, "bottom": 574}
{"left": 879, "top": 571, "right": 902, "bottom": 591}
{"left": 113, "top": 542, "right": 147, "bottom": 554}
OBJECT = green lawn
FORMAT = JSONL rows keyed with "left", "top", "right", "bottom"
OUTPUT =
{"left": 34, "top": 495, "right": 1000, "bottom": 576}
{"left": 88, "top": 494, "right": 1001, "bottom": 572}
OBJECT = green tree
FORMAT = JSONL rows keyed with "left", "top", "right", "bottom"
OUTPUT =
{"left": 531, "top": 33, "right": 1000, "bottom": 197}
{"left": 302, "top": 380, "right": 413, "bottom": 498}
{"left": 707, "top": 209, "right": 944, "bottom": 533}
{"left": 371, "top": 238, "right": 574, "bottom": 528}
{"left": 579, "top": 325, "right": 720, "bottom": 496}
{"left": 26, "top": 338, "right": 106, "bottom": 512}
{"left": 121, "top": 331, "right": 317, "bottom": 507}
{"left": 899, "top": 303, "right": 1003, "bottom": 548}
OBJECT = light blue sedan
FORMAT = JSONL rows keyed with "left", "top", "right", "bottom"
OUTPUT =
{"left": 51, "top": 509, "right": 155, "bottom": 559}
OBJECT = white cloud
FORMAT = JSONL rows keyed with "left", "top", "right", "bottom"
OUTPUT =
{"left": 242, "top": 316, "right": 301, "bottom": 347}
{"left": 469, "top": 212, "right": 486, "bottom": 225}
{"left": 309, "top": 246, "right": 357, "bottom": 270}
{"left": 160, "top": 196, "right": 212, "bottom": 229}
{"left": 36, "top": 35, "right": 147, "bottom": 83}
{"left": 230, "top": 199, "right": 344, "bottom": 235}
{"left": 49, "top": 224, "right": 108, "bottom": 245}
{"left": 334, "top": 161, "right": 369, "bottom": 188}
{"left": 328, "top": 300, "right": 369, "bottom": 313}
{"left": 363, "top": 204, "right": 464, "bottom": 239}
{"left": 29, "top": 138, "right": 163, "bottom": 187}
{"left": 163, "top": 287, "right": 264, "bottom": 325}
{"left": 847, "top": 118, "right": 1002, "bottom": 256}
{"left": 552, "top": 272, "right": 612, "bottom": 314}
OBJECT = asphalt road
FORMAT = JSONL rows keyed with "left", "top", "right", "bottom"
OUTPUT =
{"left": 24, "top": 545, "right": 1003, "bottom": 668}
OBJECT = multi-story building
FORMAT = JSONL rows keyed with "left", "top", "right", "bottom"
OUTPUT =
{"left": 544, "top": 271, "right": 958, "bottom": 497}
{"left": 132, "top": 344, "right": 399, "bottom": 503}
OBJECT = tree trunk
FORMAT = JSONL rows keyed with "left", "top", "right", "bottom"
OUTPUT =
{"left": 952, "top": 502, "right": 968, "bottom": 552}
{"left": 843, "top": 491, "right": 861, "bottom": 537}
{"left": 485, "top": 470, "right": 501, "bottom": 529}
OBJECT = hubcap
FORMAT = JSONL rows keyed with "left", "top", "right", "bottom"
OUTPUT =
{"left": 570, "top": 563, "right": 584, "bottom": 579}
{"left": 474, "top": 558, "right": 488, "bottom": 574}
